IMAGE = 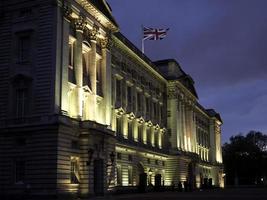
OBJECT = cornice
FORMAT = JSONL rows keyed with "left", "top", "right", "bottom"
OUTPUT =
{"left": 75, "top": 0, "right": 118, "bottom": 32}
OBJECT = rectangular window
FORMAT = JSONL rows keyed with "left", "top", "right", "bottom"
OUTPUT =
{"left": 146, "top": 97, "right": 150, "bottom": 114}
{"left": 128, "top": 154, "right": 133, "bottom": 162}
{"left": 117, "top": 165, "right": 122, "bottom": 186}
{"left": 127, "top": 86, "right": 132, "bottom": 107}
{"left": 153, "top": 102, "right": 157, "bottom": 118}
{"left": 116, "top": 117, "right": 122, "bottom": 136}
{"left": 15, "top": 88, "right": 28, "bottom": 117}
{"left": 116, "top": 79, "right": 121, "bottom": 103}
{"left": 137, "top": 92, "right": 142, "bottom": 111}
{"left": 128, "top": 166, "right": 133, "bottom": 185}
{"left": 18, "top": 35, "right": 30, "bottom": 62}
{"left": 70, "top": 158, "right": 80, "bottom": 184}
{"left": 117, "top": 152, "right": 122, "bottom": 160}
{"left": 82, "top": 53, "right": 89, "bottom": 86}
{"left": 15, "top": 161, "right": 25, "bottom": 183}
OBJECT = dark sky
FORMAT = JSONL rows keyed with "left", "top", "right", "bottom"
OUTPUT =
{"left": 107, "top": 0, "right": 267, "bottom": 143}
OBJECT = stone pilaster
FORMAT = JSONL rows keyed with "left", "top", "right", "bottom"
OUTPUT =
{"left": 88, "top": 26, "right": 99, "bottom": 121}
{"left": 182, "top": 102, "right": 188, "bottom": 151}
{"left": 100, "top": 36, "right": 112, "bottom": 125}
{"left": 60, "top": 4, "right": 71, "bottom": 115}
{"left": 74, "top": 16, "right": 86, "bottom": 118}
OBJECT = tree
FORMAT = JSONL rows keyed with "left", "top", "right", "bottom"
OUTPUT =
{"left": 223, "top": 131, "right": 267, "bottom": 185}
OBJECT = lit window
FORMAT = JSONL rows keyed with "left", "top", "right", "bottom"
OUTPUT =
{"left": 70, "top": 157, "right": 80, "bottom": 184}
{"left": 15, "top": 160, "right": 25, "bottom": 183}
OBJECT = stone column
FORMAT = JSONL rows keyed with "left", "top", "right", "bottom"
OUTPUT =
{"left": 191, "top": 107, "right": 197, "bottom": 153}
{"left": 88, "top": 26, "right": 98, "bottom": 121}
{"left": 182, "top": 102, "right": 187, "bottom": 151}
{"left": 74, "top": 16, "right": 86, "bottom": 118}
{"left": 178, "top": 99, "right": 184, "bottom": 150}
{"left": 60, "top": 5, "right": 71, "bottom": 115}
{"left": 151, "top": 127, "right": 155, "bottom": 147}
{"left": 158, "top": 131, "right": 162, "bottom": 149}
{"left": 101, "top": 36, "right": 112, "bottom": 126}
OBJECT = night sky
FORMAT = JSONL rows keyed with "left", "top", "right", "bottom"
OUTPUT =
{"left": 108, "top": 0, "right": 267, "bottom": 143}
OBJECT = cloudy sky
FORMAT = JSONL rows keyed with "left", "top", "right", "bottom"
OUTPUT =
{"left": 108, "top": 0, "right": 267, "bottom": 143}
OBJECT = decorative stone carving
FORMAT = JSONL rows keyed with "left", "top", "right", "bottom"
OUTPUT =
{"left": 75, "top": 15, "right": 87, "bottom": 32}
{"left": 89, "top": 25, "right": 99, "bottom": 41}
{"left": 100, "top": 37, "right": 113, "bottom": 49}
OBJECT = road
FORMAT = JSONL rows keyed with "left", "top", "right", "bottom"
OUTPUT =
{"left": 90, "top": 188, "right": 267, "bottom": 200}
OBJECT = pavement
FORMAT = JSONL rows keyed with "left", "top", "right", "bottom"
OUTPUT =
{"left": 88, "top": 188, "right": 267, "bottom": 200}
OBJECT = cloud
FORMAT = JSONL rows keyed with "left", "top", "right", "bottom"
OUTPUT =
{"left": 108, "top": 0, "right": 267, "bottom": 143}
{"left": 199, "top": 79, "right": 267, "bottom": 142}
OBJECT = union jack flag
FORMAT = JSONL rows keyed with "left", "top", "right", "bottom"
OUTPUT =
{"left": 143, "top": 27, "right": 169, "bottom": 40}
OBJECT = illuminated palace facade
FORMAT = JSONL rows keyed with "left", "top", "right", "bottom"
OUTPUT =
{"left": 0, "top": 0, "right": 223, "bottom": 197}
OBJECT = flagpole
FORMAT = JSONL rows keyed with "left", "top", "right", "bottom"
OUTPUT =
{"left": 141, "top": 25, "right": 145, "bottom": 54}
{"left": 142, "top": 39, "right": 145, "bottom": 54}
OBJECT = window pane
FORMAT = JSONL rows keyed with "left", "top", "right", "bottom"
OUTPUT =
{"left": 19, "top": 36, "right": 30, "bottom": 62}
{"left": 70, "top": 158, "right": 80, "bottom": 184}
{"left": 116, "top": 79, "right": 121, "bottom": 102}
{"left": 16, "top": 88, "right": 28, "bottom": 117}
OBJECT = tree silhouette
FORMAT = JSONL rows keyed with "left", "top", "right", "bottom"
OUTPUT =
{"left": 223, "top": 131, "right": 267, "bottom": 185}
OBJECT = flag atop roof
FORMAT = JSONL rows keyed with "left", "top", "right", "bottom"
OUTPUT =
{"left": 143, "top": 27, "right": 169, "bottom": 41}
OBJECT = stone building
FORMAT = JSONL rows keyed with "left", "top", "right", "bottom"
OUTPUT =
{"left": 0, "top": 0, "right": 224, "bottom": 198}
